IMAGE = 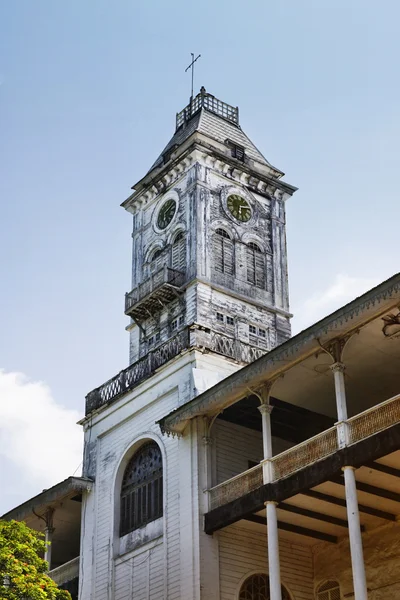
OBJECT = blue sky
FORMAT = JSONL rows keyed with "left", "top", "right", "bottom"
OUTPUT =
{"left": 0, "top": 1, "right": 399, "bottom": 513}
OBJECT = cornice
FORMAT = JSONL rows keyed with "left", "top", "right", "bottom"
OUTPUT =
{"left": 122, "top": 140, "right": 298, "bottom": 212}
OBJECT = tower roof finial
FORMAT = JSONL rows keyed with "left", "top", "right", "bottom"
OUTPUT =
{"left": 185, "top": 53, "right": 201, "bottom": 99}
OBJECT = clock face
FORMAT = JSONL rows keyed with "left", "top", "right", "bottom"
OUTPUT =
{"left": 157, "top": 198, "right": 176, "bottom": 230}
{"left": 227, "top": 194, "right": 251, "bottom": 222}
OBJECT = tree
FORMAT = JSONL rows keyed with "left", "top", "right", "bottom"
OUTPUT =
{"left": 0, "top": 520, "right": 71, "bottom": 600}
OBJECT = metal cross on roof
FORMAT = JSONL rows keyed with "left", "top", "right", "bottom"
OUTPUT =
{"left": 185, "top": 53, "right": 201, "bottom": 100}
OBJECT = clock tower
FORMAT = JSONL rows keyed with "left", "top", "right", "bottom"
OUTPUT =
{"left": 80, "top": 89, "right": 298, "bottom": 600}
{"left": 122, "top": 87, "right": 297, "bottom": 390}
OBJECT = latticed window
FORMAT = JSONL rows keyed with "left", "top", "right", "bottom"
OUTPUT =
{"left": 214, "top": 228, "right": 234, "bottom": 275}
{"left": 239, "top": 574, "right": 291, "bottom": 600}
{"left": 120, "top": 441, "right": 163, "bottom": 536}
{"left": 171, "top": 232, "right": 186, "bottom": 271}
{"left": 246, "top": 242, "right": 265, "bottom": 288}
{"left": 316, "top": 581, "right": 340, "bottom": 600}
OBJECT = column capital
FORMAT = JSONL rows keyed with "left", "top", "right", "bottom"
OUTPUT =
{"left": 341, "top": 465, "right": 356, "bottom": 472}
{"left": 330, "top": 361, "right": 346, "bottom": 374}
{"left": 264, "top": 500, "right": 278, "bottom": 507}
{"left": 258, "top": 403, "right": 274, "bottom": 416}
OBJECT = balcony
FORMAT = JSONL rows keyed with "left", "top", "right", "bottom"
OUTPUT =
{"left": 125, "top": 267, "right": 186, "bottom": 321}
{"left": 86, "top": 328, "right": 190, "bottom": 414}
{"left": 49, "top": 556, "right": 79, "bottom": 587}
{"left": 208, "top": 392, "right": 400, "bottom": 511}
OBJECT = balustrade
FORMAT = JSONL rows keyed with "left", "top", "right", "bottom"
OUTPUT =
{"left": 208, "top": 392, "right": 400, "bottom": 511}
{"left": 49, "top": 557, "right": 79, "bottom": 586}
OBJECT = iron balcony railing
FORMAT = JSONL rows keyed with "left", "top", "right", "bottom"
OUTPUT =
{"left": 208, "top": 392, "right": 400, "bottom": 511}
{"left": 85, "top": 328, "right": 190, "bottom": 415}
{"left": 125, "top": 267, "right": 186, "bottom": 315}
{"left": 176, "top": 89, "right": 239, "bottom": 130}
{"left": 85, "top": 329, "right": 269, "bottom": 415}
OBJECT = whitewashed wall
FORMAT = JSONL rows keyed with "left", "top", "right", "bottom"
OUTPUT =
{"left": 79, "top": 353, "right": 195, "bottom": 600}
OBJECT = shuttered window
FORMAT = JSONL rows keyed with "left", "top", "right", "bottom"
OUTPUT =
{"left": 150, "top": 248, "right": 163, "bottom": 273}
{"left": 316, "top": 581, "right": 340, "bottom": 600}
{"left": 239, "top": 574, "right": 291, "bottom": 600}
{"left": 120, "top": 441, "right": 163, "bottom": 536}
{"left": 214, "top": 229, "right": 234, "bottom": 275}
{"left": 171, "top": 232, "right": 186, "bottom": 271}
{"left": 246, "top": 242, "right": 265, "bottom": 288}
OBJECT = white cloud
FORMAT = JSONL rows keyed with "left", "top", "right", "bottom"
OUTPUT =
{"left": 292, "top": 273, "right": 379, "bottom": 334}
{"left": 0, "top": 370, "right": 83, "bottom": 513}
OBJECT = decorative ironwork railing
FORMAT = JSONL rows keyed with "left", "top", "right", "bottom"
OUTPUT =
{"left": 206, "top": 331, "right": 266, "bottom": 363}
{"left": 270, "top": 426, "right": 338, "bottom": 481}
{"left": 208, "top": 392, "right": 400, "bottom": 511}
{"left": 85, "top": 328, "right": 190, "bottom": 414}
{"left": 125, "top": 267, "right": 186, "bottom": 313}
{"left": 347, "top": 392, "right": 400, "bottom": 445}
{"left": 49, "top": 556, "right": 79, "bottom": 586}
{"left": 209, "top": 464, "right": 263, "bottom": 511}
{"left": 176, "top": 89, "right": 239, "bottom": 129}
{"left": 85, "top": 328, "right": 268, "bottom": 415}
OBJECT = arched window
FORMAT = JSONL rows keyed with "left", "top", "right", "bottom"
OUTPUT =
{"left": 246, "top": 242, "right": 265, "bottom": 288}
{"left": 171, "top": 232, "right": 186, "bottom": 271}
{"left": 239, "top": 574, "right": 291, "bottom": 600}
{"left": 214, "top": 228, "right": 234, "bottom": 275}
{"left": 316, "top": 581, "right": 340, "bottom": 600}
{"left": 149, "top": 248, "right": 163, "bottom": 273}
{"left": 120, "top": 441, "right": 163, "bottom": 536}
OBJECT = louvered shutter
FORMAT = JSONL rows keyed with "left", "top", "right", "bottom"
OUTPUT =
{"left": 214, "top": 235, "right": 224, "bottom": 273}
{"left": 172, "top": 236, "right": 186, "bottom": 271}
{"left": 255, "top": 251, "right": 265, "bottom": 288}
{"left": 247, "top": 244, "right": 265, "bottom": 289}
{"left": 222, "top": 238, "right": 234, "bottom": 275}
{"left": 246, "top": 247, "right": 256, "bottom": 283}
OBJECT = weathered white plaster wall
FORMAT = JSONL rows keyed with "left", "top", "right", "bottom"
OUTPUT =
{"left": 314, "top": 521, "right": 400, "bottom": 599}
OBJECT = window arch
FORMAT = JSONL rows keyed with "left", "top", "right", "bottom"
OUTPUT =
{"left": 316, "top": 581, "right": 340, "bottom": 600}
{"left": 214, "top": 228, "right": 234, "bottom": 275}
{"left": 239, "top": 574, "right": 291, "bottom": 600}
{"left": 120, "top": 441, "right": 163, "bottom": 536}
{"left": 171, "top": 231, "right": 186, "bottom": 271}
{"left": 246, "top": 242, "right": 265, "bottom": 288}
{"left": 148, "top": 247, "right": 164, "bottom": 274}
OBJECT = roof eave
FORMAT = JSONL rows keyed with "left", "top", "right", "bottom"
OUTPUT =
{"left": 158, "top": 272, "right": 400, "bottom": 436}
{"left": 1, "top": 476, "right": 93, "bottom": 522}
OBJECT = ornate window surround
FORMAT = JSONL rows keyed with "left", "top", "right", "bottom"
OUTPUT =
{"left": 114, "top": 435, "right": 166, "bottom": 556}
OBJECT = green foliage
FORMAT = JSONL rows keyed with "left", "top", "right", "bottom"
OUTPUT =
{"left": 0, "top": 520, "right": 71, "bottom": 600}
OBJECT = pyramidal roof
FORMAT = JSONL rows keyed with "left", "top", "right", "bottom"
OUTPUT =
{"left": 147, "top": 87, "right": 275, "bottom": 175}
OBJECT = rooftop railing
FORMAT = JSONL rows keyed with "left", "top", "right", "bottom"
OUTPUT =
{"left": 208, "top": 392, "right": 400, "bottom": 511}
{"left": 85, "top": 328, "right": 190, "bottom": 414}
{"left": 176, "top": 89, "right": 239, "bottom": 129}
{"left": 85, "top": 329, "right": 266, "bottom": 415}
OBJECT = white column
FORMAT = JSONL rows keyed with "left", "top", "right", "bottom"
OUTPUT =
{"left": 258, "top": 403, "right": 273, "bottom": 459}
{"left": 343, "top": 467, "right": 368, "bottom": 600}
{"left": 330, "top": 362, "right": 348, "bottom": 421}
{"left": 258, "top": 400, "right": 281, "bottom": 600}
{"left": 330, "top": 361, "right": 368, "bottom": 600}
{"left": 266, "top": 501, "right": 282, "bottom": 600}
{"left": 44, "top": 508, "right": 55, "bottom": 570}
